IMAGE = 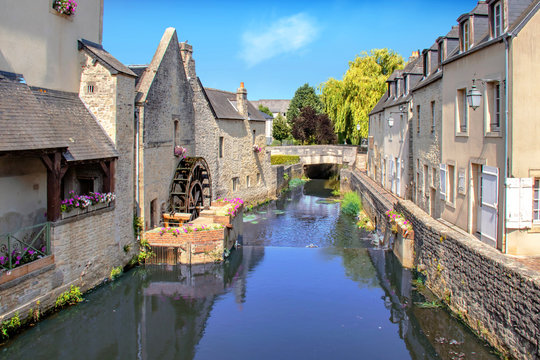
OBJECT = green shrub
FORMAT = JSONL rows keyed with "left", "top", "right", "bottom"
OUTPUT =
{"left": 0, "top": 312, "right": 21, "bottom": 339}
{"left": 270, "top": 139, "right": 282, "bottom": 146}
{"left": 55, "top": 285, "right": 83, "bottom": 309}
{"left": 341, "top": 191, "right": 362, "bottom": 216}
{"left": 271, "top": 155, "right": 300, "bottom": 165}
{"left": 109, "top": 266, "right": 123, "bottom": 280}
{"left": 289, "top": 178, "right": 307, "bottom": 188}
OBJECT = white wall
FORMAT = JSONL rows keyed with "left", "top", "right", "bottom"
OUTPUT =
{"left": 0, "top": 0, "right": 103, "bottom": 92}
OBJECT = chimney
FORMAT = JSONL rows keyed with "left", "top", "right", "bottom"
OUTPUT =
{"left": 408, "top": 50, "right": 420, "bottom": 62}
{"left": 236, "top": 82, "right": 248, "bottom": 117}
{"left": 179, "top": 42, "right": 196, "bottom": 81}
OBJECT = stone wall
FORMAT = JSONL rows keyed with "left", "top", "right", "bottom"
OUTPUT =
{"left": 0, "top": 208, "right": 129, "bottom": 322}
{"left": 273, "top": 163, "right": 304, "bottom": 195}
{"left": 411, "top": 79, "right": 443, "bottom": 218}
{"left": 395, "top": 199, "right": 540, "bottom": 360}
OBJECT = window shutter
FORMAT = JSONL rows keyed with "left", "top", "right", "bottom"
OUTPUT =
{"left": 519, "top": 178, "right": 533, "bottom": 228}
{"left": 440, "top": 164, "right": 447, "bottom": 200}
{"left": 506, "top": 178, "right": 521, "bottom": 229}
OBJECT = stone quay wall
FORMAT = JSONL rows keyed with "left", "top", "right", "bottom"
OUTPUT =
{"left": 343, "top": 168, "right": 540, "bottom": 360}
{"left": 0, "top": 207, "right": 133, "bottom": 323}
{"left": 396, "top": 200, "right": 540, "bottom": 360}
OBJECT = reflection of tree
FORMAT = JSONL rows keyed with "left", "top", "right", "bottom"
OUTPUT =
{"left": 325, "top": 247, "right": 379, "bottom": 288}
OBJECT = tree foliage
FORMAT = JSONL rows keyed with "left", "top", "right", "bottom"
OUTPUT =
{"left": 272, "top": 114, "right": 290, "bottom": 144}
{"left": 286, "top": 83, "right": 324, "bottom": 125}
{"left": 258, "top": 104, "right": 273, "bottom": 117}
{"left": 320, "top": 48, "right": 404, "bottom": 143}
{"left": 291, "top": 106, "right": 337, "bottom": 145}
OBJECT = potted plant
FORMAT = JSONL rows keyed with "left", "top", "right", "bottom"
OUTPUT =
{"left": 174, "top": 146, "right": 187, "bottom": 158}
{"left": 253, "top": 144, "right": 262, "bottom": 153}
{"left": 53, "top": 0, "right": 78, "bottom": 16}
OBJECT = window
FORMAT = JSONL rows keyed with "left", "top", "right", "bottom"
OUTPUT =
{"left": 150, "top": 199, "right": 157, "bottom": 229}
{"left": 257, "top": 173, "right": 261, "bottom": 185}
{"left": 246, "top": 175, "right": 250, "bottom": 188}
{"left": 252, "top": 130, "right": 256, "bottom": 144}
{"left": 232, "top": 177, "right": 239, "bottom": 191}
{"left": 423, "top": 53, "right": 429, "bottom": 77}
{"left": 174, "top": 120, "right": 179, "bottom": 148}
{"left": 534, "top": 179, "right": 540, "bottom": 222}
{"left": 448, "top": 164, "right": 455, "bottom": 204}
{"left": 437, "top": 41, "right": 444, "bottom": 67}
{"left": 219, "top": 136, "right": 224, "bottom": 158}
{"left": 403, "top": 76, "right": 408, "bottom": 94}
{"left": 394, "top": 82, "right": 398, "bottom": 99}
{"left": 424, "top": 165, "right": 429, "bottom": 195}
{"left": 78, "top": 178, "right": 94, "bottom": 194}
{"left": 457, "top": 88, "right": 468, "bottom": 133}
{"left": 416, "top": 159, "right": 420, "bottom": 201}
{"left": 86, "top": 83, "right": 95, "bottom": 94}
{"left": 417, "top": 105, "right": 421, "bottom": 134}
{"left": 399, "top": 114, "right": 404, "bottom": 142}
{"left": 487, "top": 82, "right": 501, "bottom": 132}
{"left": 491, "top": 2, "right": 503, "bottom": 38}
{"left": 461, "top": 20, "right": 470, "bottom": 51}
{"left": 431, "top": 101, "right": 435, "bottom": 133}
{"left": 432, "top": 167, "right": 437, "bottom": 187}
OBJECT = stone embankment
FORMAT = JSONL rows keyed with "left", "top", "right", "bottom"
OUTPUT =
{"left": 342, "top": 168, "right": 540, "bottom": 360}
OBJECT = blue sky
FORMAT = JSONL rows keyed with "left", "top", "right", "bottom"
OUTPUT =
{"left": 103, "top": 0, "right": 477, "bottom": 100}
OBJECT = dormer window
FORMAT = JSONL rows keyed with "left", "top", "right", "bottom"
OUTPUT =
{"left": 388, "top": 82, "right": 392, "bottom": 98}
{"left": 491, "top": 1, "right": 503, "bottom": 37}
{"left": 461, "top": 20, "right": 470, "bottom": 51}
{"left": 437, "top": 41, "right": 445, "bottom": 67}
{"left": 423, "top": 53, "right": 429, "bottom": 77}
{"left": 404, "top": 76, "right": 408, "bottom": 95}
{"left": 394, "top": 81, "right": 398, "bottom": 99}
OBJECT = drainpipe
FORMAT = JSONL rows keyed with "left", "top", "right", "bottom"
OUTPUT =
{"left": 134, "top": 106, "right": 140, "bottom": 216}
{"left": 502, "top": 34, "right": 511, "bottom": 254}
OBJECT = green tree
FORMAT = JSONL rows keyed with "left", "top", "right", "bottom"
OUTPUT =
{"left": 258, "top": 104, "right": 273, "bottom": 117}
{"left": 320, "top": 48, "right": 404, "bottom": 144}
{"left": 286, "top": 83, "right": 324, "bottom": 125}
{"left": 272, "top": 114, "right": 290, "bottom": 144}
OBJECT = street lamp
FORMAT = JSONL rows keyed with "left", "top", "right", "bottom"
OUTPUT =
{"left": 467, "top": 79, "right": 482, "bottom": 111}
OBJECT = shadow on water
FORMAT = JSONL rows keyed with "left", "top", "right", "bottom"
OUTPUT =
{"left": 1, "top": 179, "right": 499, "bottom": 360}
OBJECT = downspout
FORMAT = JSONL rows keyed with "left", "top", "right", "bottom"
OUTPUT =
{"left": 134, "top": 106, "right": 140, "bottom": 216}
{"left": 502, "top": 34, "right": 511, "bottom": 253}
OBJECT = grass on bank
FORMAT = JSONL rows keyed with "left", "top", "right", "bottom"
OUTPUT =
{"left": 271, "top": 155, "right": 300, "bottom": 165}
{"left": 341, "top": 191, "right": 362, "bottom": 216}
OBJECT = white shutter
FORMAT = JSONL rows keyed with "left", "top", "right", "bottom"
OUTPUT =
{"left": 440, "top": 164, "right": 447, "bottom": 200}
{"left": 520, "top": 178, "right": 533, "bottom": 228}
{"left": 389, "top": 159, "right": 395, "bottom": 193}
{"left": 506, "top": 178, "right": 521, "bottom": 229}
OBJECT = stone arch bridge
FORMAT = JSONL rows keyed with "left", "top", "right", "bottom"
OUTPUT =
{"left": 269, "top": 145, "right": 366, "bottom": 169}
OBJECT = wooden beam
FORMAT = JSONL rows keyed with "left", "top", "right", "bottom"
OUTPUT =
{"left": 42, "top": 152, "right": 68, "bottom": 222}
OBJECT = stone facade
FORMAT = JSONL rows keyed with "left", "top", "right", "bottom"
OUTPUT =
{"left": 411, "top": 77, "right": 443, "bottom": 219}
{"left": 135, "top": 29, "right": 197, "bottom": 230}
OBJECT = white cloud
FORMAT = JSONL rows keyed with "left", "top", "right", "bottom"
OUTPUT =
{"left": 240, "top": 13, "right": 318, "bottom": 67}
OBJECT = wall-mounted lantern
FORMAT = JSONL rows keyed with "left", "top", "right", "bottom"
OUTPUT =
{"left": 467, "top": 79, "right": 482, "bottom": 111}
{"left": 387, "top": 117, "right": 394, "bottom": 128}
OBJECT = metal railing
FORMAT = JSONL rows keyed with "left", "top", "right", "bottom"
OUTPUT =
{"left": 0, "top": 222, "right": 51, "bottom": 270}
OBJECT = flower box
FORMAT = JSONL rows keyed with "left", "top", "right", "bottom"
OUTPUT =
{"left": 52, "top": 0, "right": 78, "bottom": 16}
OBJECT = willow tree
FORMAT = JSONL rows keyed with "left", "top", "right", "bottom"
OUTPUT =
{"left": 320, "top": 48, "right": 404, "bottom": 144}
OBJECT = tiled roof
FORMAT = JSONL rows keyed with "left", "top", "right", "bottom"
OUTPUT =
{"left": 31, "top": 87, "right": 118, "bottom": 161}
{"left": 0, "top": 72, "right": 67, "bottom": 152}
{"left": 411, "top": 70, "right": 443, "bottom": 92}
{"left": 78, "top": 39, "right": 137, "bottom": 77}
{"left": 204, "top": 88, "right": 266, "bottom": 121}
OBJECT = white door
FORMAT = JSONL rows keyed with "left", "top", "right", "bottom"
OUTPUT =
{"left": 480, "top": 165, "right": 498, "bottom": 247}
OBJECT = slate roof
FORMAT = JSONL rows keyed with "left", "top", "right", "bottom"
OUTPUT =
{"left": 0, "top": 72, "right": 68, "bottom": 152}
{"left": 203, "top": 88, "right": 266, "bottom": 121}
{"left": 31, "top": 87, "right": 118, "bottom": 161}
{"left": 251, "top": 99, "right": 290, "bottom": 115}
{"left": 370, "top": 55, "right": 424, "bottom": 115}
{"left": 128, "top": 65, "right": 148, "bottom": 87}
{"left": 78, "top": 39, "right": 137, "bottom": 77}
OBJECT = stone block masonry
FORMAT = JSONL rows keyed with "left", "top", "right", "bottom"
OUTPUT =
{"left": 343, "top": 168, "right": 540, "bottom": 360}
{"left": 396, "top": 199, "right": 540, "bottom": 360}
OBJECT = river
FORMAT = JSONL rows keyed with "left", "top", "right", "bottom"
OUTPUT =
{"left": 0, "top": 180, "right": 499, "bottom": 360}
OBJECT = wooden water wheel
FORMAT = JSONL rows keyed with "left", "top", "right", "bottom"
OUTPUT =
{"left": 167, "top": 157, "right": 212, "bottom": 221}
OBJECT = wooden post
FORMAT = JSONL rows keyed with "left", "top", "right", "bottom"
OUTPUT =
{"left": 100, "top": 160, "right": 115, "bottom": 193}
{"left": 41, "top": 152, "right": 67, "bottom": 222}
